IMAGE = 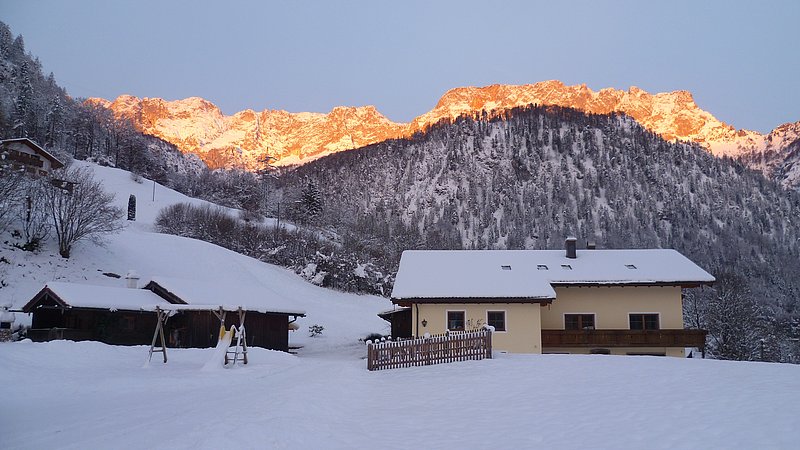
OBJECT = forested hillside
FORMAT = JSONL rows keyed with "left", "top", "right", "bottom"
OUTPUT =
{"left": 278, "top": 106, "right": 800, "bottom": 360}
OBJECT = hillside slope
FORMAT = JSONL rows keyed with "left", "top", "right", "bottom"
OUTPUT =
{"left": 0, "top": 160, "right": 391, "bottom": 345}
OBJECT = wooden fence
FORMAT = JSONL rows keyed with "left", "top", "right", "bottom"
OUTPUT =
{"left": 367, "top": 329, "right": 492, "bottom": 371}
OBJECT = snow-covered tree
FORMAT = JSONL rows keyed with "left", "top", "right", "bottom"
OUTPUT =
{"left": 299, "top": 177, "right": 322, "bottom": 224}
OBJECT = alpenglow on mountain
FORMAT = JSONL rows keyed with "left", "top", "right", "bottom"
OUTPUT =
{"left": 90, "top": 81, "right": 800, "bottom": 188}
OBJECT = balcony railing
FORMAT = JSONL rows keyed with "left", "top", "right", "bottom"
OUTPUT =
{"left": 542, "top": 329, "right": 707, "bottom": 348}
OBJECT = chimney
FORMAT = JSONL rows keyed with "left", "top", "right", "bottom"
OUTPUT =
{"left": 587, "top": 241, "right": 596, "bottom": 250}
{"left": 124, "top": 270, "right": 140, "bottom": 289}
{"left": 565, "top": 237, "right": 577, "bottom": 259}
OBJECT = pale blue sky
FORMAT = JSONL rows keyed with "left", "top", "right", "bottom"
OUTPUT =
{"left": 2, "top": 0, "right": 798, "bottom": 132}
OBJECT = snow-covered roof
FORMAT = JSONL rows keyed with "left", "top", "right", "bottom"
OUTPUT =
{"left": 22, "top": 278, "right": 306, "bottom": 316}
{"left": 1, "top": 137, "right": 64, "bottom": 168}
{"left": 26, "top": 282, "right": 170, "bottom": 312}
{"left": 391, "top": 251, "right": 557, "bottom": 301}
{"left": 146, "top": 277, "right": 306, "bottom": 316}
{"left": 391, "top": 249, "right": 714, "bottom": 301}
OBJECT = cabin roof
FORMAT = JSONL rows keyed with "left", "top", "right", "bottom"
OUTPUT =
{"left": 391, "top": 249, "right": 715, "bottom": 301}
{"left": 22, "top": 282, "right": 169, "bottom": 312}
{"left": 22, "top": 278, "right": 307, "bottom": 317}
{"left": 1, "top": 138, "right": 65, "bottom": 169}
{"left": 145, "top": 277, "right": 306, "bottom": 316}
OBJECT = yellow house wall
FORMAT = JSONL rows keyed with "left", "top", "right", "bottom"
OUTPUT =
{"left": 541, "top": 285, "right": 684, "bottom": 330}
{"left": 411, "top": 303, "right": 543, "bottom": 353}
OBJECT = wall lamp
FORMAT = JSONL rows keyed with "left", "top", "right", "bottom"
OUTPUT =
{"left": 421, "top": 319, "right": 428, "bottom": 327}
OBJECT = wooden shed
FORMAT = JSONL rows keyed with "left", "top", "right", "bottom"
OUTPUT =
{"left": 143, "top": 278, "right": 305, "bottom": 352}
{"left": 377, "top": 307, "right": 411, "bottom": 339}
{"left": 21, "top": 283, "right": 165, "bottom": 345}
{"left": 20, "top": 279, "right": 306, "bottom": 352}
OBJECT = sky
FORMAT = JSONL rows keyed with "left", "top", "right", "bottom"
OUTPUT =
{"left": 1, "top": 0, "right": 798, "bottom": 133}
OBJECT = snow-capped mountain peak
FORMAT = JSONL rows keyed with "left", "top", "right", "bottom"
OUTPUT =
{"left": 90, "top": 81, "right": 799, "bottom": 186}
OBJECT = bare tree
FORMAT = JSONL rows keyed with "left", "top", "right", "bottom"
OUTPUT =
{"left": 44, "top": 166, "right": 123, "bottom": 258}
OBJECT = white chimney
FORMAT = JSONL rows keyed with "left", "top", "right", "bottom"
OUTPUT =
{"left": 124, "top": 270, "right": 140, "bottom": 289}
{"left": 565, "top": 237, "right": 577, "bottom": 259}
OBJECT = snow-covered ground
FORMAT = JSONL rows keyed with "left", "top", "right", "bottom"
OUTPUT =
{"left": 1, "top": 342, "right": 799, "bottom": 449}
{"left": 1, "top": 161, "right": 799, "bottom": 449}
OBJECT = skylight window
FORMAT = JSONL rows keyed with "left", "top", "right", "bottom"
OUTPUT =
{"left": 561, "top": 264, "right": 572, "bottom": 270}
{"left": 501, "top": 265, "right": 512, "bottom": 271}
{"left": 537, "top": 264, "right": 548, "bottom": 270}
{"left": 625, "top": 264, "right": 637, "bottom": 270}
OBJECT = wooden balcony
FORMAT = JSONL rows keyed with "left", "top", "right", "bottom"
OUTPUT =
{"left": 542, "top": 329, "right": 707, "bottom": 348}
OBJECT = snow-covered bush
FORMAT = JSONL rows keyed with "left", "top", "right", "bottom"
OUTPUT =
{"left": 363, "top": 332, "right": 384, "bottom": 343}
{"left": 308, "top": 324, "right": 324, "bottom": 337}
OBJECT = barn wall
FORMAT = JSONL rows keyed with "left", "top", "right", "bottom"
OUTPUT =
{"left": 165, "top": 311, "right": 291, "bottom": 351}
{"left": 29, "top": 307, "right": 157, "bottom": 345}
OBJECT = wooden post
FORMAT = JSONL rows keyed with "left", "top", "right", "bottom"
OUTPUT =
{"left": 486, "top": 330, "right": 492, "bottom": 359}
{"left": 148, "top": 308, "right": 168, "bottom": 363}
{"left": 238, "top": 307, "right": 248, "bottom": 365}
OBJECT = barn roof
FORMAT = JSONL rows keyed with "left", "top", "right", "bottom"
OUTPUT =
{"left": 22, "top": 278, "right": 306, "bottom": 317}
{"left": 21, "top": 282, "right": 170, "bottom": 313}
{"left": 145, "top": 277, "right": 306, "bottom": 316}
{"left": 391, "top": 249, "right": 715, "bottom": 301}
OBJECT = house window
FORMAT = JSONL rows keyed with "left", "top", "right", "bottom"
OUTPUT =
{"left": 447, "top": 311, "right": 465, "bottom": 331}
{"left": 629, "top": 314, "right": 659, "bottom": 330}
{"left": 565, "top": 314, "right": 595, "bottom": 330}
{"left": 487, "top": 311, "right": 506, "bottom": 331}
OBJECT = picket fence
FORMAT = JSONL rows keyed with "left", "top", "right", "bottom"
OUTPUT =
{"left": 366, "top": 329, "right": 492, "bottom": 371}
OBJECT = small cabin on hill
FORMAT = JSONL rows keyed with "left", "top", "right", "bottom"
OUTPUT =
{"left": 0, "top": 138, "right": 64, "bottom": 176}
{"left": 386, "top": 238, "right": 714, "bottom": 357}
{"left": 20, "top": 277, "right": 305, "bottom": 352}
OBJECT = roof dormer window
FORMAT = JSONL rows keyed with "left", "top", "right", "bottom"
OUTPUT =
{"left": 537, "top": 264, "right": 548, "bottom": 270}
{"left": 561, "top": 264, "right": 572, "bottom": 270}
{"left": 625, "top": 264, "right": 637, "bottom": 270}
{"left": 501, "top": 265, "right": 512, "bottom": 271}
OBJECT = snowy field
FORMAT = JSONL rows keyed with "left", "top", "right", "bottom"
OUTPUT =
{"left": 2, "top": 341, "right": 799, "bottom": 449}
{"left": 2, "top": 162, "right": 799, "bottom": 449}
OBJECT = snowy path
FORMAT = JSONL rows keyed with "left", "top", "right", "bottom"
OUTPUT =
{"left": 2, "top": 340, "right": 799, "bottom": 449}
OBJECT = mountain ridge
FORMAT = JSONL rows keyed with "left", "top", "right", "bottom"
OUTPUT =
{"left": 90, "top": 81, "right": 800, "bottom": 187}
